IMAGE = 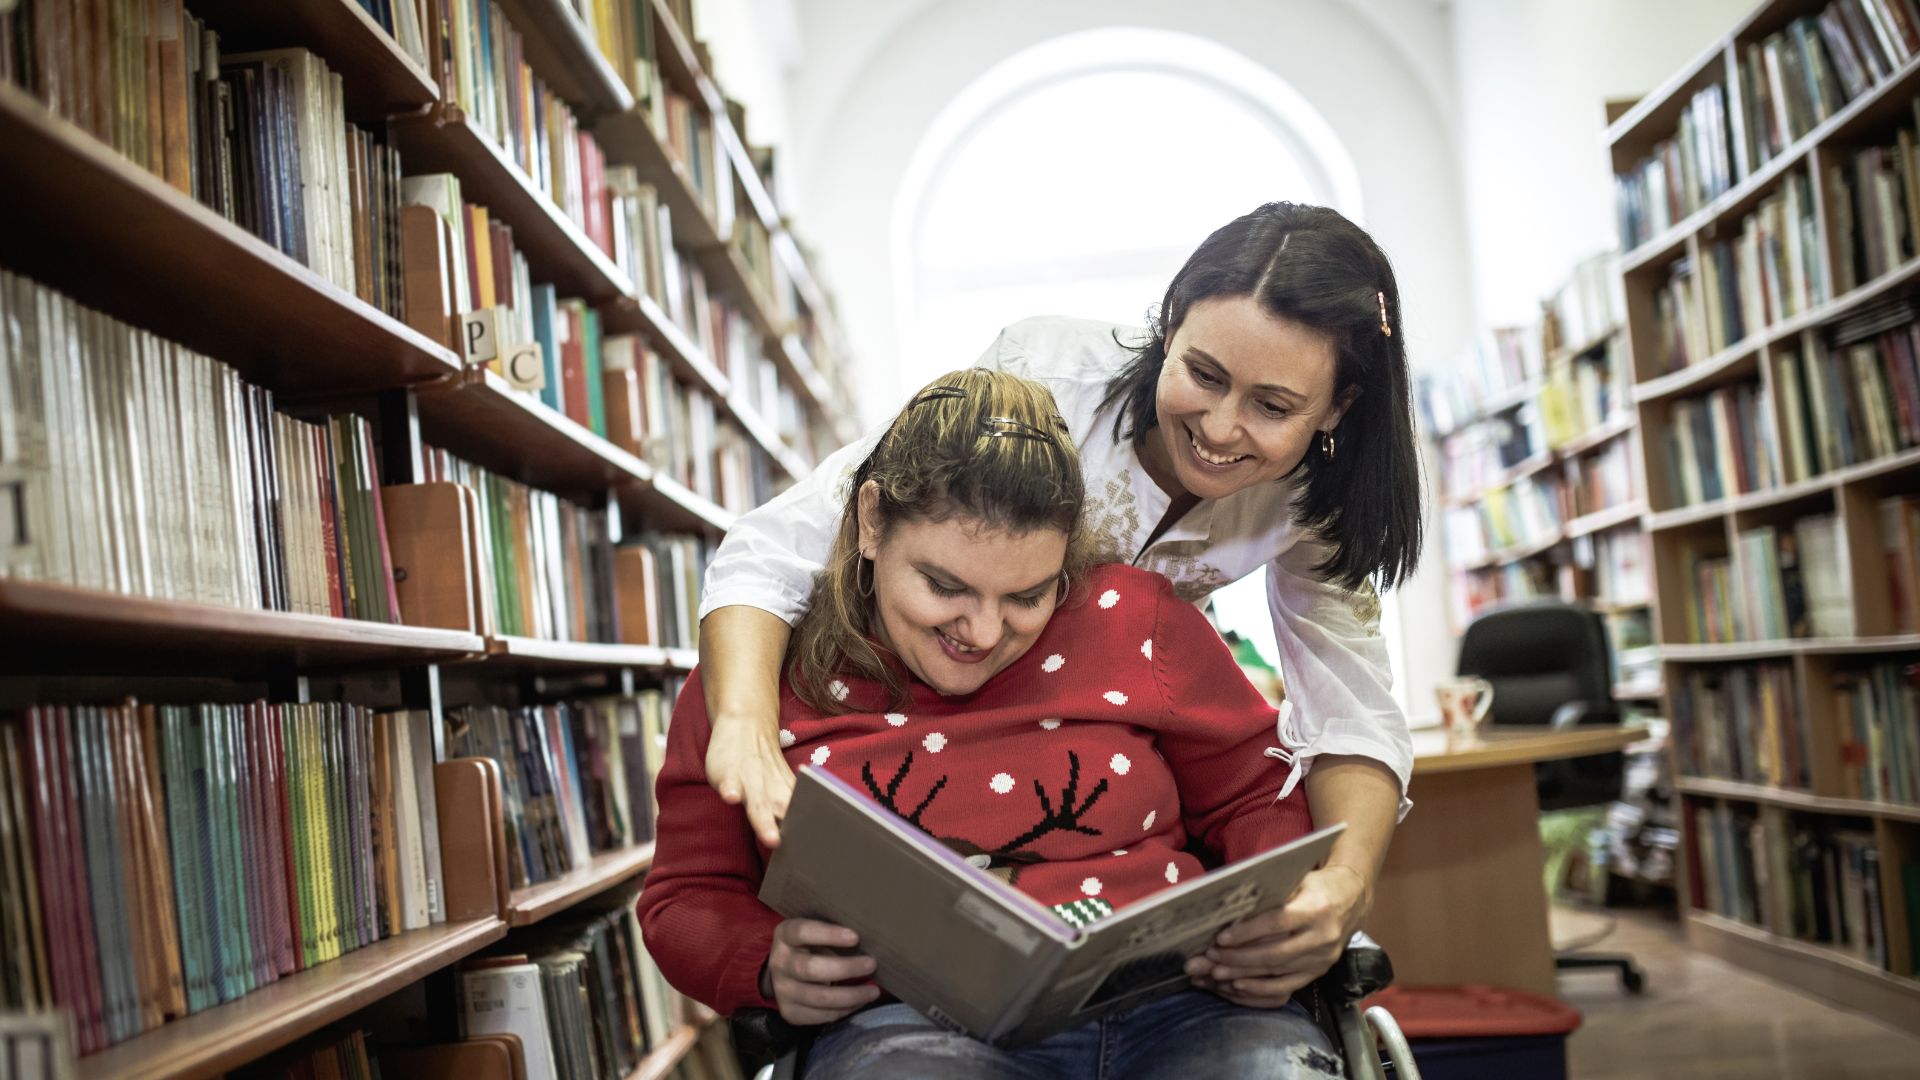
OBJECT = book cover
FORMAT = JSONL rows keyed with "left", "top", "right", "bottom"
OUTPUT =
{"left": 761, "top": 767, "right": 1343, "bottom": 1047}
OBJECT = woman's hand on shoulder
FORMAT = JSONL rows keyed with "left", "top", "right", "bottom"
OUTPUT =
{"left": 706, "top": 711, "right": 797, "bottom": 848}
{"left": 1184, "top": 864, "right": 1372, "bottom": 1008}
{"left": 764, "top": 918, "right": 881, "bottom": 1027}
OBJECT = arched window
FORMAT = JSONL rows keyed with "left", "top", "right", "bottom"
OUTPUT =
{"left": 891, "top": 29, "right": 1403, "bottom": 695}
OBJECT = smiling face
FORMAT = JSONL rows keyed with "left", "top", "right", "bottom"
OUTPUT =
{"left": 857, "top": 482, "right": 1068, "bottom": 697}
{"left": 1139, "top": 295, "right": 1353, "bottom": 501}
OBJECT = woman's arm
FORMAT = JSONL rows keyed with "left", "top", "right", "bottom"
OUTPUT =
{"left": 636, "top": 671, "right": 786, "bottom": 1016}
{"left": 701, "top": 606, "right": 797, "bottom": 847}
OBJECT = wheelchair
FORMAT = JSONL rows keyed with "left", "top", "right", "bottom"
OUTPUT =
{"left": 736, "top": 932, "right": 1422, "bottom": 1079}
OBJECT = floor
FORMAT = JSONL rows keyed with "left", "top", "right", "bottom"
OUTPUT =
{"left": 1558, "top": 905, "right": 1920, "bottom": 1079}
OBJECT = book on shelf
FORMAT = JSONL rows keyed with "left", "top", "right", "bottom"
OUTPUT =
{"left": 1681, "top": 514, "right": 1848, "bottom": 642}
{"left": 1663, "top": 382, "right": 1776, "bottom": 507}
{"left": 1584, "top": 528, "right": 1651, "bottom": 604}
{"left": 620, "top": 533, "right": 713, "bottom": 650}
{"left": 1616, "top": 81, "right": 1734, "bottom": 250}
{"left": 424, "top": 0, "right": 614, "bottom": 255}
{"left": 1541, "top": 338, "right": 1630, "bottom": 449}
{"left": 761, "top": 766, "right": 1344, "bottom": 1047}
{"left": 1569, "top": 438, "right": 1639, "bottom": 517}
{"left": 1687, "top": 800, "right": 1895, "bottom": 970}
{"left": 352, "top": 0, "right": 432, "bottom": 71}
{"left": 0, "top": 1013, "right": 73, "bottom": 1080}
{"left": 232, "top": 1026, "right": 381, "bottom": 1080}
{"left": 442, "top": 693, "right": 664, "bottom": 892}
{"left": 1671, "top": 662, "right": 1808, "bottom": 787}
{"left": 1884, "top": 494, "right": 1920, "bottom": 631}
{"left": 454, "top": 880, "right": 719, "bottom": 1080}
{"left": 0, "top": 271, "right": 403, "bottom": 623}
{"left": 0, "top": 9, "right": 408, "bottom": 319}
{"left": 1831, "top": 658, "right": 1920, "bottom": 804}
{"left": 1544, "top": 251, "right": 1621, "bottom": 355}
{"left": 1773, "top": 322, "right": 1920, "bottom": 484}
{"left": 1739, "top": 8, "right": 1902, "bottom": 170}
{"left": 0, "top": 701, "right": 445, "bottom": 1054}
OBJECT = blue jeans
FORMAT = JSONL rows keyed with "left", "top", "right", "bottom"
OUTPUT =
{"left": 801, "top": 991, "right": 1344, "bottom": 1079}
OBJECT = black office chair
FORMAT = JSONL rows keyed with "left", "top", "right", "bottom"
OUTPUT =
{"left": 1457, "top": 601, "right": 1647, "bottom": 994}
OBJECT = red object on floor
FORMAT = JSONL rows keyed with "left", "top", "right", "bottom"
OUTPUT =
{"left": 1365, "top": 985, "right": 1583, "bottom": 1037}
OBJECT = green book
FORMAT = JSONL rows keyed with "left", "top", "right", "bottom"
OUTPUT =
{"left": 160, "top": 707, "right": 211, "bottom": 1012}
{"left": 283, "top": 706, "right": 315, "bottom": 970}
{"left": 584, "top": 308, "right": 607, "bottom": 437}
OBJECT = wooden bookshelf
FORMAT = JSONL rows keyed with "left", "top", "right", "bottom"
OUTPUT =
{"left": 0, "top": 84, "right": 462, "bottom": 398}
{"left": 0, "top": 581, "right": 486, "bottom": 675}
{"left": 480, "top": 636, "right": 697, "bottom": 674}
{"left": 506, "top": 843, "right": 657, "bottom": 926}
{"left": 187, "top": 0, "right": 440, "bottom": 119}
{"left": 1616, "top": 0, "right": 1920, "bottom": 1029}
{"left": 628, "top": 1020, "right": 704, "bottom": 1080}
{"left": 77, "top": 918, "right": 507, "bottom": 1080}
{"left": 391, "top": 110, "right": 635, "bottom": 304}
{"left": 0, "top": 0, "right": 864, "bottom": 1073}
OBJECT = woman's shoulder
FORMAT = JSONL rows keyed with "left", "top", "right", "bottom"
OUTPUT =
{"left": 1059, "top": 564, "right": 1180, "bottom": 627}
{"left": 984, "top": 316, "right": 1150, "bottom": 382}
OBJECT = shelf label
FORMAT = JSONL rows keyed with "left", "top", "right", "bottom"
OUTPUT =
{"left": 461, "top": 308, "right": 503, "bottom": 368}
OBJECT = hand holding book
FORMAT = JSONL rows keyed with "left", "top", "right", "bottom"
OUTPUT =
{"left": 762, "top": 917, "right": 882, "bottom": 1027}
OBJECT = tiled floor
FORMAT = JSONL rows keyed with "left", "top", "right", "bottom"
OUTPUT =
{"left": 1558, "top": 906, "right": 1920, "bottom": 1079}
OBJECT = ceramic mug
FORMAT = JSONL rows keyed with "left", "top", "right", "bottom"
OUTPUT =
{"left": 1435, "top": 677, "right": 1495, "bottom": 741}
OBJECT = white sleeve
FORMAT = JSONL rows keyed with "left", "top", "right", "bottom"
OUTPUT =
{"left": 700, "top": 329, "right": 1022, "bottom": 624}
{"left": 1263, "top": 541, "right": 1416, "bottom": 822}
{"left": 696, "top": 424, "right": 884, "bottom": 625}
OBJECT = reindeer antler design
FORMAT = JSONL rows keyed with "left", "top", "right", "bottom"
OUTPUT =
{"left": 860, "top": 752, "right": 949, "bottom": 830}
{"left": 996, "top": 751, "right": 1108, "bottom": 855}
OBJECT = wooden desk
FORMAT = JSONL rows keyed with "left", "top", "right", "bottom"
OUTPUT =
{"left": 1362, "top": 725, "right": 1643, "bottom": 996}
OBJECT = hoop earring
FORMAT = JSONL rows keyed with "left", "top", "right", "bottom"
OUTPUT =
{"left": 1320, "top": 430, "right": 1337, "bottom": 464}
{"left": 1056, "top": 568, "right": 1073, "bottom": 603}
{"left": 856, "top": 556, "right": 875, "bottom": 598}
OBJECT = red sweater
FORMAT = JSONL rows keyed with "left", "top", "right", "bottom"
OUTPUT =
{"left": 636, "top": 564, "right": 1313, "bottom": 1016}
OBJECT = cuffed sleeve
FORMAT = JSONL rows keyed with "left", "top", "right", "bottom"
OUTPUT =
{"left": 635, "top": 670, "right": 784, "bottom": 1015}
{"left": 1264, "top": 543, "right": 1415, "bottom": 821}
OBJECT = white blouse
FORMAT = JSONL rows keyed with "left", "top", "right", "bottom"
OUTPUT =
{"left": 699, "top": 316, "right": 1414, "bottom": 819}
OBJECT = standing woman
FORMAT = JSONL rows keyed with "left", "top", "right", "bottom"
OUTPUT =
{"left": 698, "top": 202, "right": 1422, "bottom": 1002}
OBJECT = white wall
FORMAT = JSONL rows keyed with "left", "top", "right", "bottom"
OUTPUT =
{"left": 1449, "top": 0, "right": 1755, "bottom": 327}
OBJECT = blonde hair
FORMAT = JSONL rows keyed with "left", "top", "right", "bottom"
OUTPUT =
{"left": 787, "top": 369, "right": 1093, "bottom": 713}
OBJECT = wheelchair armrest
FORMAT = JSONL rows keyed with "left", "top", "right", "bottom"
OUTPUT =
{"left": 730, "top": 1007, "right": 809, "bottom": 1062}
{"left": 1309, "top": 931, "right": 1395, "bottom": 1005}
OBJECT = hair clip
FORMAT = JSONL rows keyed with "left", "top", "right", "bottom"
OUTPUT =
{"left": 911, "top": 385, "right": 967, "bottom": 407}
{"left": 1377, "top": 291, "right": 1392, "bottom": 338}
{"left": 980, "top": 416, "right": 1059, "bottom": 444}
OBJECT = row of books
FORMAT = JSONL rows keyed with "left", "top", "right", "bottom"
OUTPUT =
{"left": 1776, "top": 328, "right": 1920, "bottom": 484}
{"left": 431, "top": 0, "right": 615, "bottom": 257}
{"left": 1604, "top": 607, "right": 1659, "bottom": 692}
{"left": 351, "top": 0, "right": 433, "bottom": 71}
{"left": 420, "top": 448, "right": 619, "bottom": 645}
{"left": 1740, "top": 3, "right": 1920, "bottom": 170}
{"left": 1582, "top": 528, "right": 1652, "bottom": 607}
{"left": 0, "top": 7, "right": 408, "bottom": 318}
{"left": 1670, "top": 661, "right": 1809, "bottom": 788}
{"left": 1545, "top": 252, "right": 1620, "bottom": 356}
{"left": 1446, "top": 559, "right": 1558, "bottom": 630}
{"left": 1539, "top": 339, "right": 1630, "bottom": 449}
{"left": 0, "top": 702, "right": 445, "bottom": 1054}
{"left": 455, "top": 882, "right": 740, "bottom": 1080}
{"left": 1433, "top": 415, "right": 1542, "bottom": 498}
{"left": 1886, "top": 495, "right": 1920, "bottom": 632}
{"left": 1835, "top": 658, "right": 1920, "bottom": 804}
{"left": 1567, "top": 438, "right": 1639, "bottom": 519}
{"left": 441, "top": 691, "right": 666, "bottom": 891}
{"left": 1687, "top": 801, "right": 1908, "bottom": 972}
{"left": 572, "top": 0, "right": 658, "bottom": 106}
{"left": 1662, "top": 381, "right": 1777, "bottom": 507}
{"left": 625, "top": 533, "right": 711, "bottom": 650}
{"left": 0, "top": 272, "right": 403, "bottom": 623}
{"left": 1442, "top": 474, "right": 1564, "bottom": 570}
{"left": 1616, "top": 82, "right": 1735, "bottom": 250}
{"left": 1682, "top": 514, "right": 1850, "bottom": 643}
{"left": 1826, "top": 131, "right": 1920, "bottom": 294}
{"left": 1649, "top": 173, "right": 1822, "bottom": 375}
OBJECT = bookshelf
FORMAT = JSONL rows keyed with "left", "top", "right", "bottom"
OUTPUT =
{"left": 0, "top": 0, "right": 855, "bottom": 1076}
{"left": 1423, "top": 254, "right": 1663, "bottom": 700}
{"left": 1612, "top": 0, "right": 1920, "bottom": 1034}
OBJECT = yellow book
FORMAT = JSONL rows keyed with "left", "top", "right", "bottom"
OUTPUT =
{"left": 470, "top": 205, "right": 496, "bottom": 310}
{"left": 308, "top": 708, "right": 340, "bottom": 962}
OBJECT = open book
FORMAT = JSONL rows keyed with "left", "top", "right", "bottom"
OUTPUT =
{"left": 759, "top": 767, "right": 1343, "bottom": 1046}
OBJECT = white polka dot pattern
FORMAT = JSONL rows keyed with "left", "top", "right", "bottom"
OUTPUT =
{"left": 1142, "top": 810, "right": 1157, "bottom": 831}
{"left": 1081, "top": 877, "right": 1103, "bottom": 896}
{"left": 1110, "top": 753, "right": 1131, "bottom": 776}
{"left": 1038, "top": 719, "right": 1061, "bottom": 730}
{"left": 778, "top": 729, "right": 795, "bottom": 748}
{"left": 810, "top": 746, "right": 831, "bottom": 766}
{"left": 1103, "top": 691, "right": 1128, "bottom": 705}
{"left": 828, "top": 679, "right": 849, "bottom": 702}
{"left": 989, "top": 773, "right": 1015, "bottom": 794}
{"left": 1098, "top": 589, "right": 1120, "bottom": 609}
{"left": 923, "top": 732, "right": 948, "bottom": 753}
{"left": 1141, "top": 639, "right": 1152, "bottom": 660}
{"left": 884, "top": 713, "right": 908, "bottom": 727}
{"left": 1165, "top": 863, "right": 1180, "bottom": 884}
{"left": 1042, "top": 653, "right": 1065, "bottom": 673}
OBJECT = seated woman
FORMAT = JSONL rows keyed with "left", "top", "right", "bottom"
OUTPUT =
{"left": 637, "top": 369, "right": 1343, "bottom": 1079}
